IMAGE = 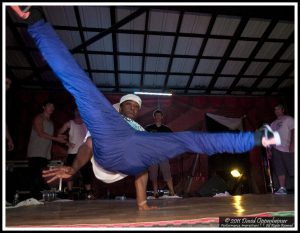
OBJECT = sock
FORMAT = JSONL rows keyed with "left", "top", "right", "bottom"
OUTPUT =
{"left": 26, "top": 6, "right": 44, "bottom": 25}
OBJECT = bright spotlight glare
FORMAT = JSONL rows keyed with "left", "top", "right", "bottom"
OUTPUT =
{"left": 231, "top": 169, "right": 242, "bottom": 178}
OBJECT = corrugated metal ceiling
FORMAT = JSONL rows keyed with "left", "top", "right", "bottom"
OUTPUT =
{"left": 5, "top": 4, "right": 295, "bottom": 96}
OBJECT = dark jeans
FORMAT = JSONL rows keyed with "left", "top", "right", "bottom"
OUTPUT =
{"left": 28, "top": 157, "right": 50, "bottom": 199}
{"left": 271, "top": 148, "right": 294, "bottom": 190}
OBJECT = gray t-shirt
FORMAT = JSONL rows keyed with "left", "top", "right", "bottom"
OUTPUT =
{"left": 271, "top": 115, "right": 294, "bottom": 152}
{"left": 27, "top": 118, "right": 54, "bottom": 160}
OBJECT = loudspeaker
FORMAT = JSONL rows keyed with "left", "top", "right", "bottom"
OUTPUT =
{"left": 6, "top": 167, "right": 31, "bottom": 203}
{"left": 197, "top": 174, "right": 228, "bottom": 197}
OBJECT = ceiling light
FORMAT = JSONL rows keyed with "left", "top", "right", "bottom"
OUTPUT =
{"left": 134, "top": 91, "right": 172, "bottom": 96}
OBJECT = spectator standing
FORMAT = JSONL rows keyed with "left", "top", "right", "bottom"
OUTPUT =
{"left": 145, "top": 110, "right": 177, "bottom": 198}
{"left": 269, "top": 104, "right": 294, "bottom": 195}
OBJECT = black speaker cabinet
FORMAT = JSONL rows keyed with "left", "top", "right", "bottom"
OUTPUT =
{"left": 197, "top": 174, "right": 228, "bottom": 197}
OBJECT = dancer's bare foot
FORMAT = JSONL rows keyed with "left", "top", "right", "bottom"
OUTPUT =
{"left": 10, "top": 5, "right": 43, "bottom": 25}
{"left": 10, "top": 6, "right": 30, "bottom": 19}
{"left": 138, "top": 202, "right": 158, "bottom": 211}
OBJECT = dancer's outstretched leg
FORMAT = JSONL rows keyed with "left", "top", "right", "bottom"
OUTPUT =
{"left": 28, "top": 20, "right": 133, "bottom": 134}
{"left": 120, "top": 131, "right": 254, "bottom": 175}
{"left": 26, "top": 19, "right": 137, "bottom": 170}
{"left": 119, "top": 127, "right": 280, "bottom": 175}
{"left": 8, "top": 5, "right": 136, "bottom": 171}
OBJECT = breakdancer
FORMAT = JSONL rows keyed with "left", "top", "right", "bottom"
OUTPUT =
{"left": 10, "top": 6, "right": 281, "bottom": 210}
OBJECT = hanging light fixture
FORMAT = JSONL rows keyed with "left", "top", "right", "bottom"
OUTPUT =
{"left": 134, "top": 91, "right": 172, "bottom": 96}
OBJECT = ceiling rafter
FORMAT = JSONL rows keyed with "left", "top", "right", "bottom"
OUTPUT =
{"left": 250, "top": 32, "right": 294, "bottom": 92}
{"left": 8, "top": 65, "right": 294, "bottom": 81}
{"left": 71, "top": 7, "right": 148, "bottom": 53}
{"left": 206, "top": 17, "right": 250, "bottom": 94}
{"left": 92, "top": 84, "right": 274, "bottom": 93}
{"left": 139, "top": 9, "right": 150, "bottom": 91}
{"left": 266, "top": 64, "right": 294, "bottom": 95}
{"left": 110, "top": 6, "right": 120, "bottom": 92}
{"left": 7, "top": 13, "right": 46, "bottom": 89}
{"left": 74, "top": 6, "right": 93, "bottom": 81}
{"left": 150, "top": 5, "right": 294, "bottom": 21}
{"left": 14, "top": 21, "right": 291, "bottom": 44}
{"left": 163, "top": 10, "right": 184, "bottom": 92}
{"left": 184, "top": 13, "right": 217, "bottom": 93}
{"left": 227, "top": 19, "right": 280, "bottom": 94}
{"left": 5, "top": 5, "right": 294, "bottom": 96}
{"left": 7, "top": 45, "right": 293, "bottom": 64}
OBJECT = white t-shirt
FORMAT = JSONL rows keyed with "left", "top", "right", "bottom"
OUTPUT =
{"left": 84, "top": 131, "right": 127, "bottom": 183}
{"left": 84, "top": 116, "right": 145, "bottom": 183}
{"left": 68, "top": 120, "right": 87, "bottom": 154}
{"left": 90, "top": 156, "right": 127, "bottom": 183}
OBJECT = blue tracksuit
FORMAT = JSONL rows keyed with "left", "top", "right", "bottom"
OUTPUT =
{"left": 28, "top": 20, "right": 256, "bottom": 176}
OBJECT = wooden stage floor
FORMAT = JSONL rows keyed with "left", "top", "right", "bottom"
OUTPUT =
{"left": 5, "top": 194, "right": 295, "bottom": 229}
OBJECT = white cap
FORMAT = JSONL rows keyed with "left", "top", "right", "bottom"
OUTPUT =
{"left": 113, "top": 94, "right": 142, "bottom": 112}
{"left": 120, "top": 94, "right": 142, "bottom": 108}
{"left": 113, "top": 103, "right": 121, "bottom": 112}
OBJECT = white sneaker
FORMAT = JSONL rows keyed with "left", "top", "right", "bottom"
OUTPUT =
{"left": 258, "top": 124, "right": 281, "bottom": 147}
{"left": 262, "top": 124, "right": 281, "bottom": 146}
{"left": 274, "top": 187, "right": 287, "bottom": 195}
{"left": 160, "top": 194, "right": 182, "bottom": 199}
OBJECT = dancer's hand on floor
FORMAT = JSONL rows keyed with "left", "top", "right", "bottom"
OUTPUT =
{"left": 42, "top": 166, "right": 75, "bottom": 183}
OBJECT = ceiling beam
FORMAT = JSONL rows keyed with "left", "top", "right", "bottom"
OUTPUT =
{"left": 7, "top": 45, "right": 293, "bottom": 64}
{"left": 71, "top": 7, "right": 148, "bottom": 53}
{"left": 206, "top": 17, "right": 249, "bottom": 94}
{"left": 266, "top": 65, "right": 294, "bottom": 95}
{"left": 7, "top": 14, "right": 46, "bottom": 89}
{"left": 14, "top": 22, "right": 291, "bottom": 43}
{"left": 8, "top": 65, "right": 294, "bottom": 80}
{"left": 227, "top": 19, "right": 279, "bottom": 94}
{"left": 250, "top": 32, "right": 294, "bottom": 92}
{"left": 93, "top": 85, "right": 278, "bottom": 93}
{"left": 151, "top": 5, "right": 294, "bottom": 21}
{"left": 74, "top": 6, "right": 93, "bottom": 81}
{"left": 163, "top": 11, "right": 184, "bottom": 91}
{"left": 139, "top": 9, "right": 150, "bottom": 91}
{"left": 184, "top": 13, "right": 217, "bottom": 93}
{"left": 110, "top": 6, "right": 120, "bottom": 92}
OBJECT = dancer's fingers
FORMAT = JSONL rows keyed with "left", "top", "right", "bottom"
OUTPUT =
{"left": 42, "top": 172, "right": 57, "bottom": 178}
{"left": 42, "top": 168, "right": 60, "bottom": 175}
{"left": 44, "top": 175, "right": 58, "bottom": 183}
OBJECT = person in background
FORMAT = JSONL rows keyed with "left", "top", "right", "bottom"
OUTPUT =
{"left": 145, "top": 110, "right": 177, "bottom": 198}
{"left": 27, "top": 99, "right": 67, "bottom": 199}
{"left": 58, "top": 107, "right": 95, "bottom": 200}
{"left": 269, "top": 103, "right": 294, "bottom": 195}
{"left": 6, "top": 77, "right": 14, "bottom": 151}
